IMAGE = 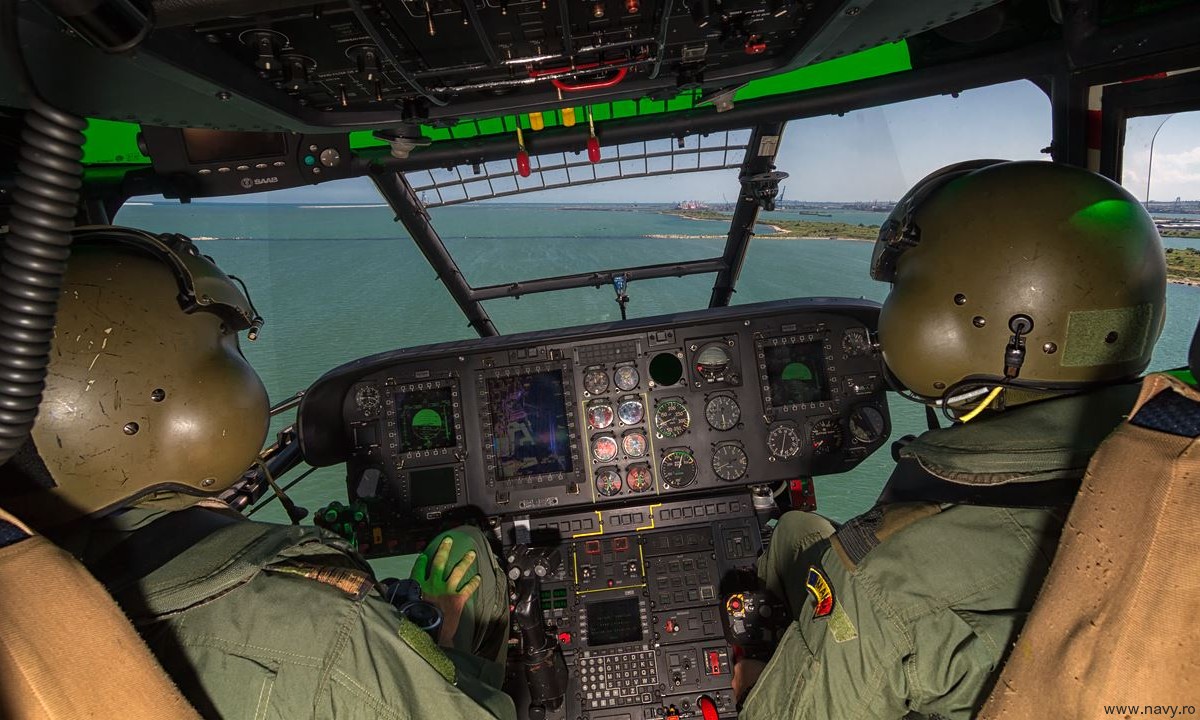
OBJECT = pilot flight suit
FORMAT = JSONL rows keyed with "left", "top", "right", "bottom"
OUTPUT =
{"left": 68, "top": 508, "right": 516, "bottom": 720}
{"left": 740, "top": 381, "right": 1142, "bottom": 720}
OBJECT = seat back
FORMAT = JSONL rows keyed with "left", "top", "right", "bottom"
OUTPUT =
{"left": 0, "top": 508, "right": 201, "bottom": 720}
{"left": 980, "top": 372, "right": 1200, "bottom": 718}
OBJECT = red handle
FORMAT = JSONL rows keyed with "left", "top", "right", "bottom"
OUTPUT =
{"left": 516, "top": 150, "right": 531, "bottom": 177}
{"left": 551, "top": 68, "right": 627, "bottom": 92}
{"left": 586, "top": 136, "right": 601, "bottom": 163}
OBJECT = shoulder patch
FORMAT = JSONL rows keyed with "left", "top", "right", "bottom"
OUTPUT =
{"left": 264, "top": 562, "right": 374, "bottom": 601}
{"left": 805, "top": 565, "right": 835, "bottom": 619}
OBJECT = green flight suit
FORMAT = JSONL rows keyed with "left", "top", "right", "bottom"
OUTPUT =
{"left": 72, "top": 508, "right": 516, "bottom": 720}
{"left": 741, "top": 382, "right": 1141, "bottom": 720}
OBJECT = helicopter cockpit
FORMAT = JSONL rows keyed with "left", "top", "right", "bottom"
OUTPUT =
{"left": 1, "top": 0, "right": 1199, "bottom": 718}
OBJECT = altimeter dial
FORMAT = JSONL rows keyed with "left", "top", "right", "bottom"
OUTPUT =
{"left": 711, "top": 443, "right": 748, "bottom": 482}
{"left": 704, "top": 395, "right": 741, "bottom": 431}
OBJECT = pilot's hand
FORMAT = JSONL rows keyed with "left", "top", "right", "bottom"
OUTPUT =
{"left": 412, "top": 537, "right": 482, "bottom": 647}
{"left": 732, "top": 658, "right": 768, "bottom": 708}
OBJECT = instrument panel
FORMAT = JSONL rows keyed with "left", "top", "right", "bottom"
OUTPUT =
{"left": 299, "top": 297, "right": 890, "bottom": 554}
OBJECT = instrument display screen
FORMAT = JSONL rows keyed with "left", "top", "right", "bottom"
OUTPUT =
{"left": 764, "top": 343, "right": 829, "bottom": 405}
{"left": 587, "top": 597, "right": 642, "bottom": 647}
{"left": 485, "top": 371, "right": 573, "bottom": 481}
{"left": 395, "top": 387, "right": 457, "bottom": 452}
{"left": 409, "top": 466, "right": 458, "bottom": 508}
{"left": 181, "top": 128, "right": 286, "bottom": 163}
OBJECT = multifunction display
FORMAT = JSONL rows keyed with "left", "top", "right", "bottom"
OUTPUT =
{"left": 394, "top": 387, "right": 457, "bottom": 452}
{"left": 587, "top": 597, "right": 643, "bottom": 647}
{"left": 485, "top": 371, "right": 574, "bottom": 481}
{"left": 763, "top": 342, "right": 829, "bottom": 405}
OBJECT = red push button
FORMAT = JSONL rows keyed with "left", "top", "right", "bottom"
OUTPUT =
{"left": 557, "top": 631, "right": 572, "bottom": 645}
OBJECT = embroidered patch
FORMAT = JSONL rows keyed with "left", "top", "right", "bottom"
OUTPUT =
{"left": 264, "top": 562, "right": 374, "bottom": 601}
{"left": 829, "top": 603, "right": 858, "bottom": 643}
{"left": 805, "top": 565, "right": 835, "bottom": 619}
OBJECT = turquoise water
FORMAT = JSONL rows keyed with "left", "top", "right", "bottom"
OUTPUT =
{"left": 114, "top": 203, "right": 1200, "bottom": 531}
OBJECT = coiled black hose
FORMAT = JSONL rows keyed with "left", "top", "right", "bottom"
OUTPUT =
{"left": 0, "top": 98, "right": 87, "bottom": 465}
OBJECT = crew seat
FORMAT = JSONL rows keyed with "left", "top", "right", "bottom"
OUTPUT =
{"left": 0, "top": 507, "right": 201, "bottom": 720}
{"left": 979, "top": 319, "right": 1200, "bottom": 718}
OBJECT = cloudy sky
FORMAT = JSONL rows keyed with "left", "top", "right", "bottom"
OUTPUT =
{"left": 184, "top": 80, "right": 1199, "bottom": 205}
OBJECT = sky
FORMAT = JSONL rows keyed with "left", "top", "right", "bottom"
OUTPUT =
{"left": 181, "top": 80, "right": 1200, "bottom": 205}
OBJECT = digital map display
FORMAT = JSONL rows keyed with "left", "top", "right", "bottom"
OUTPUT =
{"left": 486, "top": 371, "right": 573, "bottom": 480}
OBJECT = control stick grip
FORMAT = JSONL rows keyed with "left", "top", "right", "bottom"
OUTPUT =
{"left": 507, "top": 546, "right": 569, "bottom": 714}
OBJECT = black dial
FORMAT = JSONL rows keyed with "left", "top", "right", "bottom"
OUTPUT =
{"left": 711, "top": 443, "right": 748, "bottom": 482}
{"left": 809, "top": 418, "right": 843, "bottom": 457}
{"left": 849, "top": 405, "right": 886, "bottom": 444}
{"left": 595, "top": 468, "right": 622, "bottom": 497}
{"left": 704, "top": 395, "right": 741, "bottom": 431}
{"left": 767, "top": 424, "right": 801, "bottom": 459}
{"left": 653, "top": 399, "right": 690, "bottom": 438}
{"left": 583, "top": 367, "right": 609, "bottom": 395}
{"left": 842, "top": 328, "right": 873, "bottom": 357}
{"left": 354, "top": 384, "right": 381, "bottom": 414}
{"left": 660, "top": 450, "right": 697, "bottom": 489}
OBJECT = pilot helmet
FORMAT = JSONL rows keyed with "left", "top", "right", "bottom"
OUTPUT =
{"left": 870, "top": 160, "right": 1167, "bottom": 404}
{"left": 0, "top": 228, "right": 269, "bottom": 527}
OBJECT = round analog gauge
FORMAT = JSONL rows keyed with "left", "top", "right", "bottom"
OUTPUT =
{"left": 354, "top": 385, "right": 381, "bottom": 414}
{"left": 695, "top": 343, "right": 733, "bottom": 383}
{"left": 712, "top": 443, "right": 749, "bottom": 482}
{"left": 626, "top": 464, "right": 653, "bottom": 493}
{"left": 767, "top": 424, "right": 802, "bottom": 459}
{"left": 591, "top": 435, "right": 619, "bottom": 463}
{"left": 622, "top": 431, "right": 648, "bottom": 458}
{"left": 583, "top": 367, "right": 609, "bottom": 395}
{"left": 595, "top": 468, "right": 623, "bottom": 497}
{"left": 653, "top": 399, "right": 690, "bottom": 438}
{"left": 586, "top": 402, "right": 614, "bottom": 430}
{"left": 810, "top": 418, "right": 843, "bottom": 457}
{"left": 614, "top": 365, "right": 640, "bottom": 391}
{"left": 704, "top": 395, "right": 741, "bottom": 431}
{"left": 842, "top": 328, "right": 873, "bottom": 357}
{"left": 616, "top": 398, "right": 644, "bottom": 426}
{"left": 660, "top": 450, "right": 698, "bottom": 489}
{"left": 849, "top": 406, "right": 887, "bottom": 445}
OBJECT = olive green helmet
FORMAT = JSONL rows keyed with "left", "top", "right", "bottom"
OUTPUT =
{"left": 2, "top": 228, "right": 269, "bottom": 526}
{"left": 871, "top": 160, "right": 1166, "bottom": 403}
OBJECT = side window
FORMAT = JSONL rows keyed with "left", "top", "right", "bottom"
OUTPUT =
{"left": 729, "top": 80, "right": 1055, "bottom": 520}
{"left": 1121, "top": 111, "right": 1200, "bottom": 372}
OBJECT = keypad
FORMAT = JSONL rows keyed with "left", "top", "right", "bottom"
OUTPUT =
{"left": 578, "top": 648, "right": 658, "bottom": 709}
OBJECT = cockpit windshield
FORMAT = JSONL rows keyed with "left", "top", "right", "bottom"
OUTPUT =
{"left": 114, "top": 82, "right": 1200, "bottom": 534}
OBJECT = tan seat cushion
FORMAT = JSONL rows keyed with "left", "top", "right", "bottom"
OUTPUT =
{"left": 981, "top": 373, "right": 1200, "bottom": 719}
{"left": 0, "top": 508, "right": 200, "bottom": 720}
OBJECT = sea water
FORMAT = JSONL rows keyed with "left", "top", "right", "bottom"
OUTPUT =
{"left": 114, "top": 202, "right": 1200, "bottom": 532}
